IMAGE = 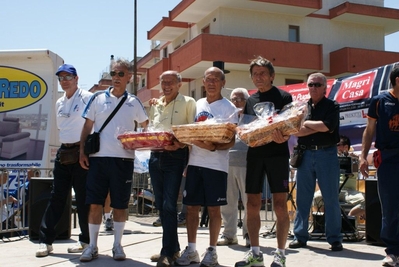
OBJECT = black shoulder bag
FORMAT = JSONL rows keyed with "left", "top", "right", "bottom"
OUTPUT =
{"left": 289, "top": 145, "right": 304, "bottom": 168}
{"left": 84, "top": 95, "right": 127, "bottom": 155}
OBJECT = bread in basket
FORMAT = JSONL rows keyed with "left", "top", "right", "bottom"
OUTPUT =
{"left": 237, "top": 101, "right": 307, "bottom": 147}
{"left": 117, "top": 131, "right": 174, "bottom": 150}
{"left": 172, "top": 122, "right": 237, "bottom": 144}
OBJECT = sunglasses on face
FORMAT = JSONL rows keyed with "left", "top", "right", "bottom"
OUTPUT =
{"left": 307, "top": 82, "right": 323, "bottom": 88}
{"left": 58, "top": 75, "right": 75, "bottom": 82}
{"left": 110, "top": 71, "right": 125, "bottom": 77}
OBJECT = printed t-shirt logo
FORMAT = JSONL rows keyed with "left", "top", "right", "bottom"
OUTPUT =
{"left": 195, "top": 111, "right": 213, "bottom": 122}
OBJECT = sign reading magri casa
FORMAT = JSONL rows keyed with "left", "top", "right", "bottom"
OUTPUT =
{"left": 334, "top": 71, "right": 376, "bottom": 104}
{"left": 0, "top": 66, "right": 47, "bottom": 112}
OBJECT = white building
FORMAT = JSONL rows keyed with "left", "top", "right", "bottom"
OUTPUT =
{"left": 135, "top": 0, "right": 399, "bottom": 105}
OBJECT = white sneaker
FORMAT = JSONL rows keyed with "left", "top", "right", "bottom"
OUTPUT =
{"left": 80, "top": 245, "right": 98, "bottom": 262}
{"left": 112, "top": 244, "right": 126, "bottom": 261}
{"left": 35, "top": 243, "right": 53, "bottom": 257}
{"left": 235, "top": 250, "right": 264, "bottom": 267}
{"left": 382, "top": 254, "right": 399, "bottom": 266}
{"left": 175, "top": 247, "right": 200, "bottom": 266}
{"left": 153, "top": 217, "right": 162, "bottom": 227}
{"left": 177, "top": 213, "right": 186, "bottom": 227}
{"left": 67, "top": 241, "right": 89, "bottom": 253}
{"left": 200, "top": 247, "right": 218, "bottom": 267}
{"left": 217, "top": 234, "right": 238, "bottom": 246}
{"left": 104, "top": 216, "right": 114, "bottom": 231}
{"left": 244, "top": 234, "right": 250, "bottom": 248}
{"left": 271, "top": 250, "right": 286, "bottom": 267}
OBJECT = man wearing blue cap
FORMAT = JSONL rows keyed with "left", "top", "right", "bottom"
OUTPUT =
{"left": 36, "top": 64, "right": 93, "bottom": 257}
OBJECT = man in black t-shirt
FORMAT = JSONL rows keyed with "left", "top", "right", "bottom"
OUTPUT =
{"left": 289, "top": 72, "right": 343, "bottom": 252}
{"left": 235, "top": 56, "right": 292, "bottom": 267}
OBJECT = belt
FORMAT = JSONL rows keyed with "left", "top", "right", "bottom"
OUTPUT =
{"left": 62, "top": 142, "right": 80, "bottom": 147}
{"left": 299, "top": 144, "right": 335, "bottom": 150}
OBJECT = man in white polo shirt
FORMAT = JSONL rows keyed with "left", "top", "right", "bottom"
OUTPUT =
{"left": 79, "top": 58, "right": 148, "bottom": 262}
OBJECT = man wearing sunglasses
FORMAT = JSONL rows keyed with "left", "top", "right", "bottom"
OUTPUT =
{"left": 79, "top": 58, "right": 149, "bottom": 262}
{"left": 36, "top": 64, "right": 92, "bottom": 257}
{"left": 289, "top": 72, "right": 343, "bottom": 251}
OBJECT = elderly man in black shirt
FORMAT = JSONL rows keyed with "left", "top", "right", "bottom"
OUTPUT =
{"left": 289, "top": 72, "right": 343, "bottom": 251}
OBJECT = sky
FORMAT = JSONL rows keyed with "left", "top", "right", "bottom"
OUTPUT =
{"left": 1, "top": 0, "right": 398, "bottom": 90}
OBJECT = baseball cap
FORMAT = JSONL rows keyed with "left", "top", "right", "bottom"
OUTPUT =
{"left": 56, "top": 64, "right": 77, "bottom": 76}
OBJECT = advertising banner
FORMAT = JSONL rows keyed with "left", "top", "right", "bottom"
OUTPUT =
{"left": 0, "top": 50, "right": 63, "bottom": 176}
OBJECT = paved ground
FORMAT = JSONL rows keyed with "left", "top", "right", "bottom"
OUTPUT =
{"left": 1, "top": 214, "right": 388, "bottom": 267}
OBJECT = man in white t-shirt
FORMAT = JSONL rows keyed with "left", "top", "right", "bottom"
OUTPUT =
{"left": 176, "top": 67, "right": 238, "bottom": 267}
{"left": 36, "top": 64, "right": 92, "bottom": 257}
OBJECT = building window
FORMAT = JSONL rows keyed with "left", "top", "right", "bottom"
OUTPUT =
{"left": 289, "top": 25, "right": 299, "bottom": 42}
{"left": 202, "top": 25, "right": 210, "bottom": 34}
{"left": 191, "top": 90, "right": 195, "bottom": 99}
{"left": 285, "top": 79, "right": 303, "bottom": 85}
{"left": 163, "top": 47, "right": 168, "bottom": 58}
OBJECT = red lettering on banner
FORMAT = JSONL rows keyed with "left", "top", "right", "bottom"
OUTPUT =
{"left": 335, "top": 72, "right": 376, "bottom": 103}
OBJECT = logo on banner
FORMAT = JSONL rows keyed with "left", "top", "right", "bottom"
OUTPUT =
{"left": 334, "top": 71, "right": 375, "bottom": 103}
{"left": 0, "top": 66, "right": 48, "bottom": 112}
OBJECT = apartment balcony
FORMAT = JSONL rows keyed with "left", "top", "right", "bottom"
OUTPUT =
{"left": 148, "top": 0, "right": 321, "bottom": 41}
{"left": 136, "top": 86, "right": 161, "bottom": 107}
{"left": 329, "top": 2, "right": 399, "bottom": 35}
{"left": 137, "top": 49, "right": 161, "bottom": 70}
{"left": 170, "top": 0, "right": 321, "bottom": 24}
{"left": 147, "top": 17, "right": 190, "bottom": 41}
{"left": 145, "top": 33, "right": 322, "bottom": 89}
{"left": 329, "top": 47, "right": 399, "bottom": 77}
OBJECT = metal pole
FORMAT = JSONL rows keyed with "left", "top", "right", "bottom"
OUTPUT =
{"left": 133, "top": 0, "right": 138, "bottom": 96}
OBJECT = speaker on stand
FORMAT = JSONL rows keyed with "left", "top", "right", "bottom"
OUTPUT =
{"left": 365, "top": 179, "right": 385, "bottom": 246}
{"left": 28, "top": 177, "right": 71, "bottom": 240}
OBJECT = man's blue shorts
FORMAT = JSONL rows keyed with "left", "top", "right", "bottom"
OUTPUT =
{"left": 86, "top": 157, "right": 133, "bottom": 209}
{"left": 183, "top": 165, "right": 227, "bottom": 206}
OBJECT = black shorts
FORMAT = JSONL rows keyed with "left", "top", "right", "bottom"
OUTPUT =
{"left": 246, "top": 156, "right": 289, "bottom": 194}
{"left": 183, "top": 165, "right": 227, "bottom": 206}
{"left": 86, "top": 157, "right": 134, "bottom": 209}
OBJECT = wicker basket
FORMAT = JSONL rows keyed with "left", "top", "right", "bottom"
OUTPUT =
{"left": 237, "top": 114, "right": 303, "bottom": 147}
{"left": 117, "top": 132, "right": 174, "bottom": 150}
{"left": 172, "top": 122, "right": 237, "bottom": 144}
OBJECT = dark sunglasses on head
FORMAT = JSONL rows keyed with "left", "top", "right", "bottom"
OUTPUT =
{"left": 308, "top": 82, "right": 323, "bottom": 88}
{"left": 110, "top": 71, "right": 125, "bottom": 77}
